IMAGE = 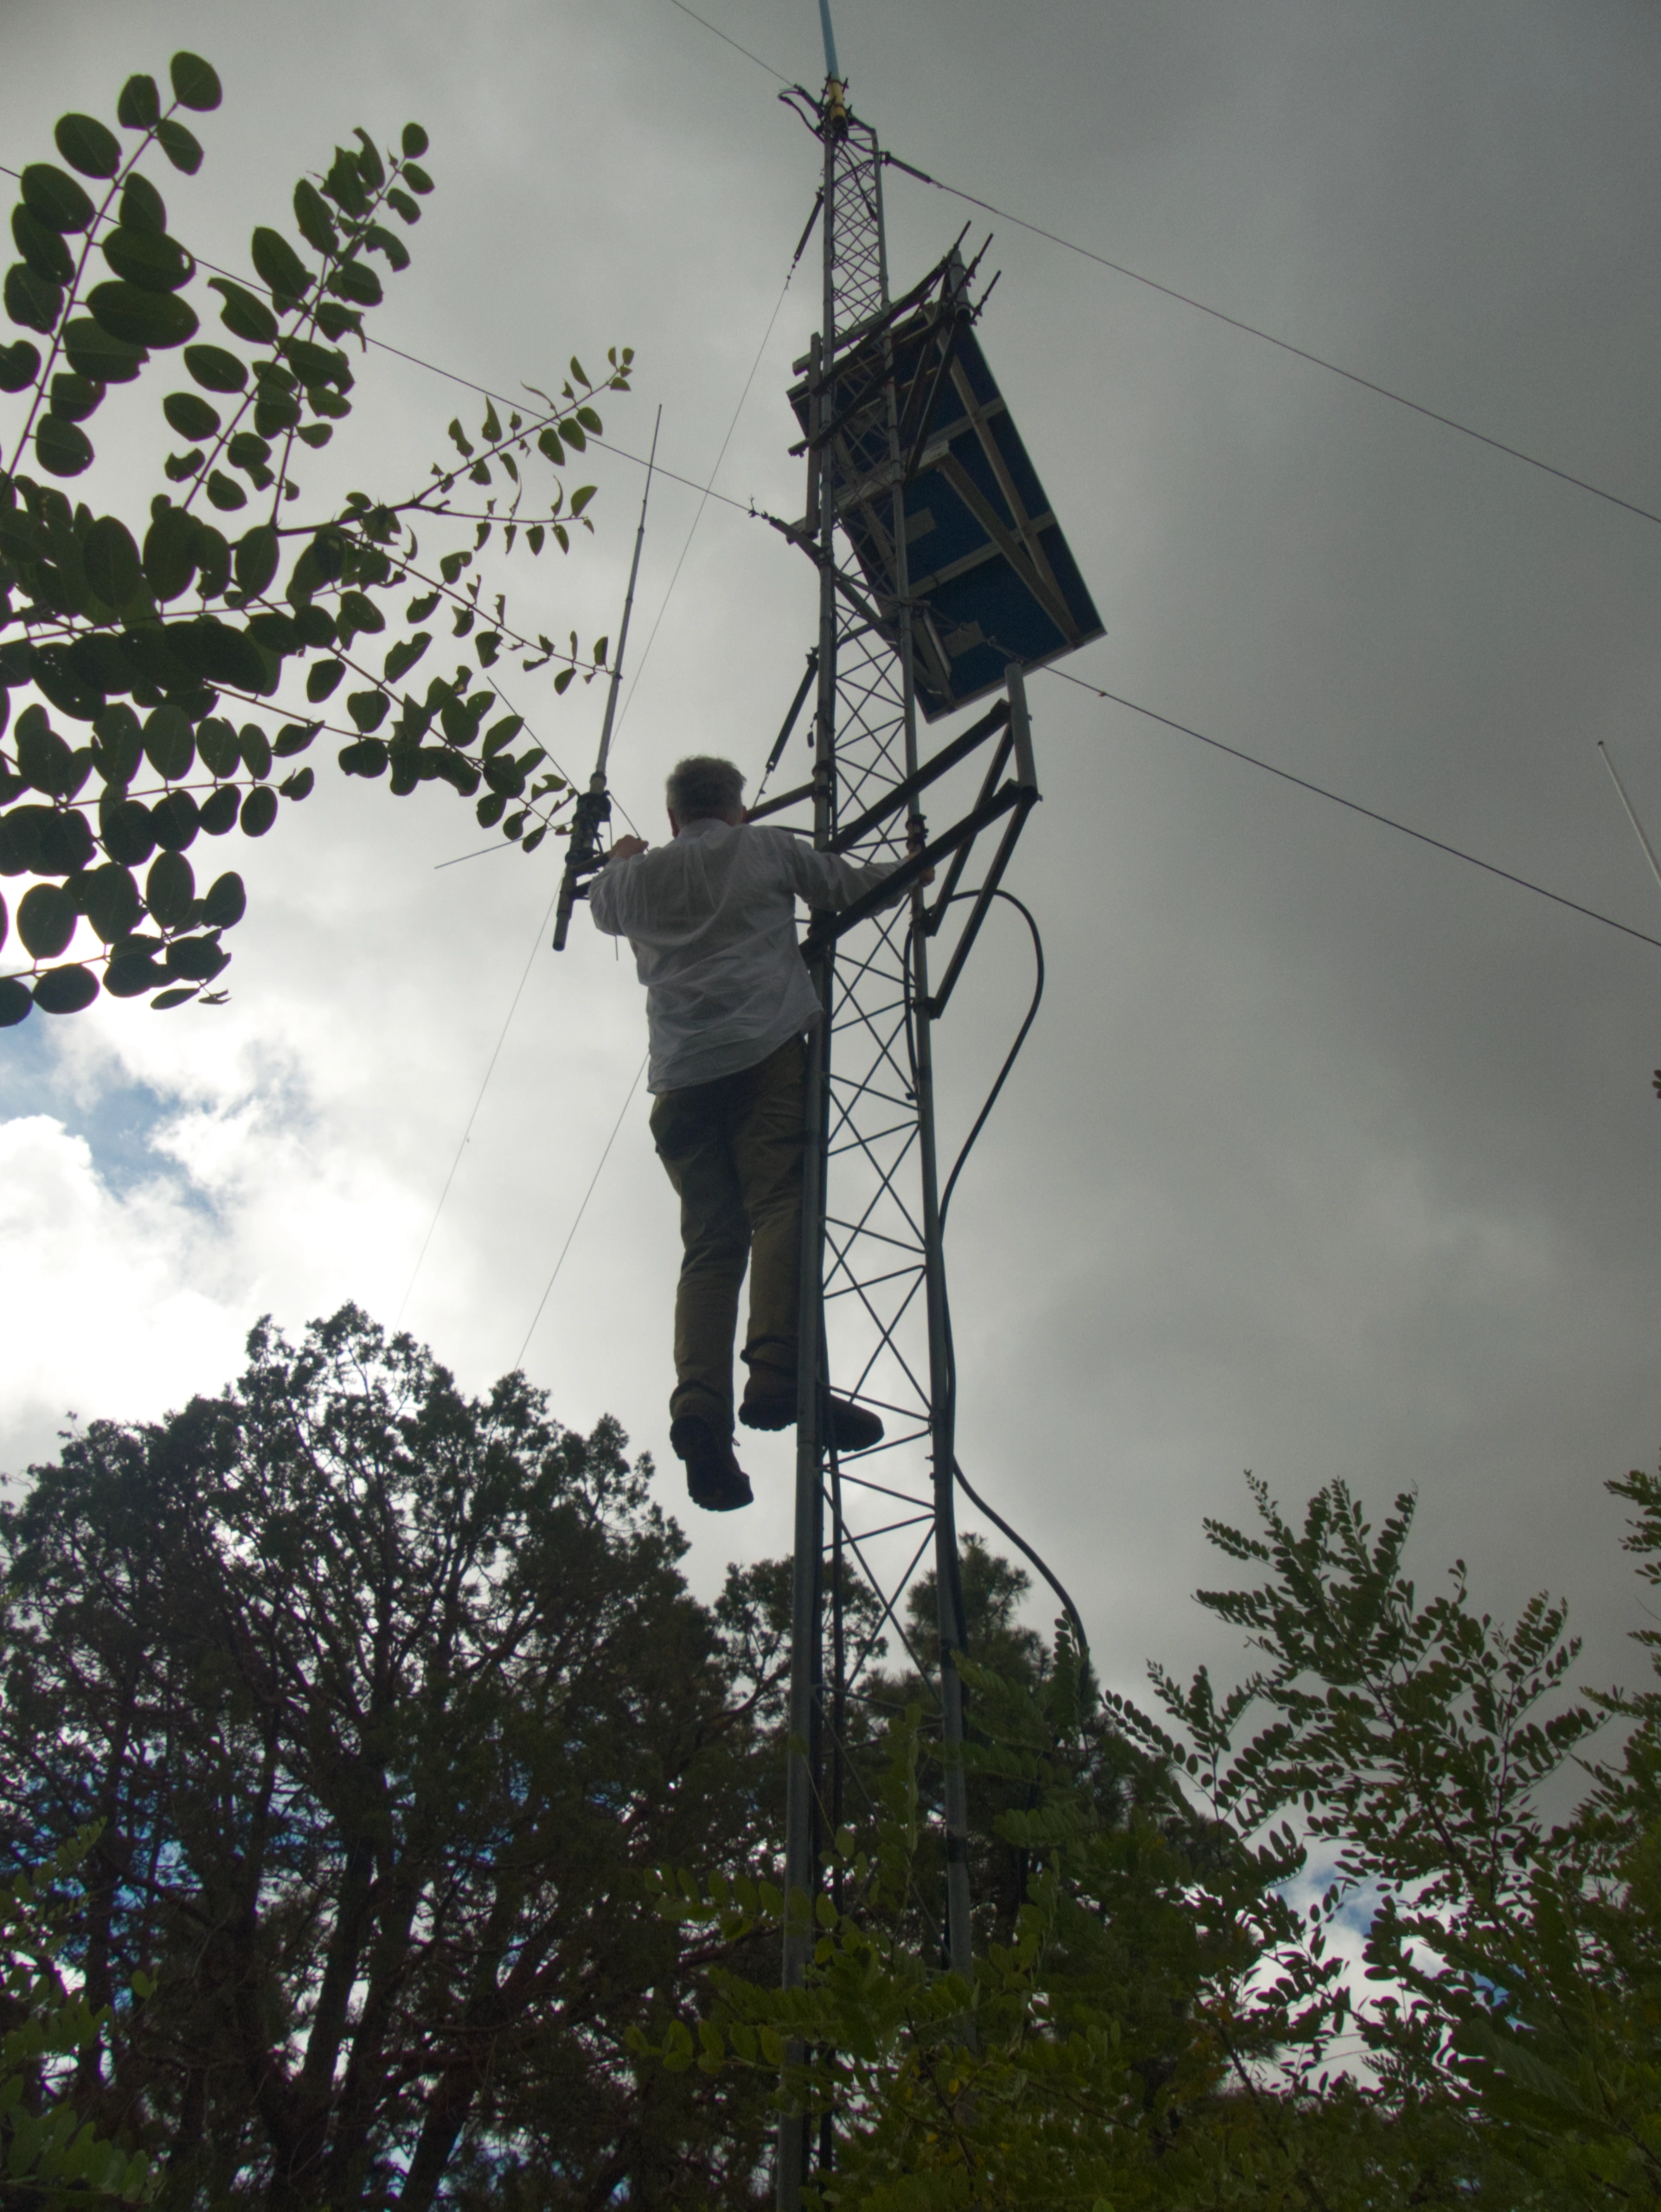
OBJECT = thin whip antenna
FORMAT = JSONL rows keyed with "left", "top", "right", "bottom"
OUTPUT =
{"left": 816, "top": 0, "right": 842, "bottom": 83}
{"left": 553, "top": 405, "right": 662, "bottom": 948}
{"left": 1598, "top": 741, "right": 1661, "bottom": 903}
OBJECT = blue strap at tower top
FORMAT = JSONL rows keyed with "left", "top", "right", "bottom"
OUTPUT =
{"left": 817, "top": 0, "right": 842, "bottom": 83}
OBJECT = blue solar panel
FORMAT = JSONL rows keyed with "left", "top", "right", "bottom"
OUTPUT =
{"left": 789, "top": 301, "right": 1103, "bottom": 720}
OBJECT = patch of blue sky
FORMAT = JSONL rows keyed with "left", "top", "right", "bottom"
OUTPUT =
{"left": 0, "top": 1017, "right": 212, "bottom": 1213}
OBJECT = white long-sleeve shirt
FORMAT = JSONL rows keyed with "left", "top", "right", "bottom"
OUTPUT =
{"left": 589, "top": 817, "right": 904, "bottom": 1093}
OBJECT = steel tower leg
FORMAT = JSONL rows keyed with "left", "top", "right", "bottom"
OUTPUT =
{"left": 775, "top": 85, "right": 992, "bottom": 2203}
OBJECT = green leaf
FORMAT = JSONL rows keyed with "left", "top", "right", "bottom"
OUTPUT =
{"left": 102, "top": 228, "right": 194, "bottom": 292}
{"left": 351, "top": 128, "right": 386, "bottom": 192}
{"left": 170, "top": 51, "right": 222, "bottom": 111}
{"left": 338, "top": 738, "right": 388, "bottom": 777}
{"left": 234, "top": 525, "right": 279, "bottom": 596}
{"left": 32, "top": 963, "right": 99, "bottom": 1014}
{"left": 151, "top": 788, "right": 200, "bottom": 850}
{"left": 143, "top": 703, "right": 194, "bottom": 779}
{"left": 150, "top": 984, "right": 198, "bottom": 1008}
{"left": 164, "top": 390, "right": 220, "bottom": 440}
{"left": 183, "top": 343, "right": 247, "bottom": 393}
{"left": 315, "top": 300, "right": 364, "bottom": 341}
{"left": 482, "top": 399, "right": 502, "bottom": 443}
{"left": 31, "top": 646, "right": 104, "bottom": 722}
{"left": 251, "top": 227, "right": 312, "bottom": 305}
{"left": 280, "top": 765, "right": 315, "bottom": 798}
{"left": 254, "top": 392, "right": 302, "bottom": 437}
{"left": 482, "top": 715, "right": 523, "bottom": 757}
{"left": 324, "top": 146, "right": 369, "bottom": 219}
{"left": 61, "top": 316, "right": 146, "bottom": 382}
{"left": 401, "top": 122, "right": 429, "bottom": 158}
{"left": 279, "top": 336, "right": 350, "bottom": 389}
{"left": 196, "top": 523, "right": 231, "bottom": 599}
{"left": 227, "top": 429, "right": 272, "bottom": 476}
{"left": 337, "top": 589, "right": 385, "bottom": 638}
{"left": 273, "top": 722, "right": 316, "bottom": 756}
{"left": 406, "top": 591, "right": 439, "bottom": 621}
{"left": 165, "top": 619, "right": 271, "bottom": 690}
{"left": 156, "top": 119, "right": 204, "bottom": 175}
{"left": 166, "top": 931, "right": 228, "bottom": 980}
{"left": 199, "top": 783, "right": 239, "bottom": 833}
{"left": 386, "top": 188, "right": 420, "bottom": 226}
{"left": 0, "top": 976, "right": 29, "bottom": 1026}
{"left": 305, "top": 660, "right": 343, "bottom": 702}
{"left": 363, "top": 221, "right": 410, "bottom": 272}
{"left": 143, "top": 505, "right": 199, "bottom": 600}
{"left": 346, "top": 689, "right": 389, "bottom": 732}
{"left": 49, "top": 370, "right": 105, "bottom": 422}
{"left": 238, "top": 724, "right": 272, "bottom": 779}
{"left": 87, "top": 280, "right": 198, "bottom": 348}
{"left": 83, "top": 862, "right": 141, "bottom": 942}
{"left": 0, "top": 339, "right": 41, "bottom": 391}
{"left": 35, "top": 415, "right": 93, "bottom": 478}
{"left": 98, "top": 797, "right": 156, "bottom": 866}
{"left": 205, "top": 470, "right": 247, "bottom": 511}
{"left": 54, "top": 112, "right": 122, "bottom": 179}
{"left": 164, "top": 447, "right": 204, "bottom": 483}
{"left": 5, "top": 262, "right": 63, "bottom": 336}
{"left": 17, "top": 882, "right": 75, "bottom": 959}
{"left": 12, "top": 206, "right": 74, "bottom": 285}
{"left": 120, "top": 173, "right": 167, "bottom": 233}
{"left": 146, "top": 847, "right": 195, "bottom": 924}
{"left": 104, "top": 950, "right": 164, "bottom": 996}
{"left": 117, "top": 75, "right": 162, "bottom": 130}
{"left": 384, "top": 632, "right": 430, "bottom": 683}
{"left": 21, "top": 163, "right": 94, "bottom": 232}
{"left": 402, "top": 162, "right": 434, "bottom": 195}
{"left": 195, "top": 717, "right": 239, "bottom": 776}
{"left": 292, "top": 178, "right": 338, "bottom": 256}
{"left": 328, "top": 259, "right": 382, "bottom": 309}
{"left": 92, "top": 704, "right": 144, "bottom": 785}
{"left": 83, "top": 516, "right": 143, "bottom": 608}
{"left": 208, "top": 277, "right": 278, "bottom": 344}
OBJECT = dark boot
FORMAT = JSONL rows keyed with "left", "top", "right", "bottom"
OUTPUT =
{"left": 669, "top": 1417, "right": 754, "bottom": 1512}
{"left": 738, "top": 1389, "right": 885, "bottom": 1452}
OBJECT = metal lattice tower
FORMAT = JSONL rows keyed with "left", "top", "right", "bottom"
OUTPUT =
{"left": 750, "top": 24, "right": 1099, "bottom": 2193}
{"left": 776, "top": 87, "right": 1016, "bottom": 2205}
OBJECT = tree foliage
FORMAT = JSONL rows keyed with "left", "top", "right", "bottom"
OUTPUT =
{"left": 643, "top": 1474, "right": 1661, "bottom": 2209}
{"left": 0, "top": 52, "right": 632, "bottom": 1026}
{"left": 0, "top": 1308, "right": 778, "bottom": 2209}
{"left": 1, "top": 1831, "right": 154, "bottom": 2207}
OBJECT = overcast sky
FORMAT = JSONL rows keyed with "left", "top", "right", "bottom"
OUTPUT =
{"left": 5, "top": 0, "right": 1661, "bottom": 1723}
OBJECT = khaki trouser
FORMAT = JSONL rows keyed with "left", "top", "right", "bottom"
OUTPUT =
{"left": 649, "top": 1034, "right": 805, "bottom": 1436}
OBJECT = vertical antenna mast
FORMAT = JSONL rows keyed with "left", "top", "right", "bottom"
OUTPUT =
{"left": 551, "top": 405, "right": 662, "bottom": 950}
{"left": 765, "top": 1, "right": 1098, "bottom": 2194}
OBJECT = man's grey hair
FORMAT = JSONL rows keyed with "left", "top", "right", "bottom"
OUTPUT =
{"left": 667, "top": 755, "right": 746, "bottom": 822}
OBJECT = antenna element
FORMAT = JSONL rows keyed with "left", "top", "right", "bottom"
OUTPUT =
{"left": 552, "top": 407, "right": 662, "bottom": 951}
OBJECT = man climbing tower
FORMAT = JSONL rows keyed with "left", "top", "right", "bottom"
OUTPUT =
{"left": 589, "top": 753, "right": 908, "bottom": 1514}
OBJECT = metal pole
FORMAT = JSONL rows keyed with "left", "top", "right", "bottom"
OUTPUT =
{"left": 775, "top": 105, "right": 842, "bottom": 2212}
{"left": 817, "top": 0, "right": 842, "bottom": 85}
{"left": 552, "top": 407, "right": 661, "bottom": 950}
{"left": 880, "top": 150, "right": 973, "bottom": 1999}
